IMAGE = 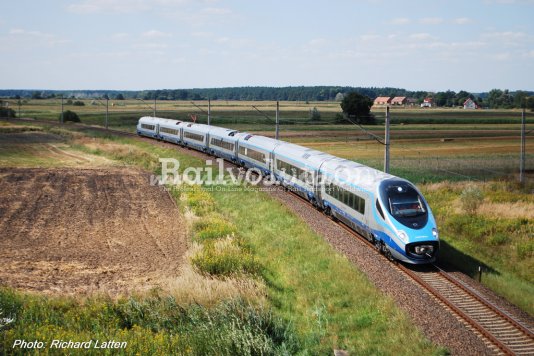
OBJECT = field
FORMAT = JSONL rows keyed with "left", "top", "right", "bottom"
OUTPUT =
{"left": 4, "top": 98, "right": 533, "bottom": 183}
{"left": 0, "top": 100, "right": 532, "bottom": 352}
{"left": 0, "top": 125, "right": 443, "bottom": 354}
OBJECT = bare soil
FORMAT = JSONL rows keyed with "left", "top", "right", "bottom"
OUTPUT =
{"left": 0, "top": 167, "right": 187, "bottom": 296}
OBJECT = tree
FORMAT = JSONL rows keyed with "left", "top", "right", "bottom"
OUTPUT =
{"left": 334, "top": 92, "right": 344, "bottom": 101}
{"left": 0, "top": 107, "right": 16, "bottom": 118}
{"left": 309, "top": 107, "right": 321, "bottom": 121}
{"left": 115, "top": 93, "right": 125, "bottom": 100}
{"left": 340, "top": 92, "right": 374, "bottom": 124}
{"left": 60, "top": 110, "right": 80, "bottom": 123}
{"left": 73, "top": 100, "right": 85, "bottom": 106}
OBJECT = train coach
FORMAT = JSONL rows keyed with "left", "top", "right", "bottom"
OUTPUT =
{"left": 137, "top": 116, "right": 439, "bottom": 264}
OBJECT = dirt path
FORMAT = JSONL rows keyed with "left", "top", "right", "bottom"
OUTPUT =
{"left": 0, "top": 167, "right": 187, "bottom": 296}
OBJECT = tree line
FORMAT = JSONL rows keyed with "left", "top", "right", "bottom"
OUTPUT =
{"left": 1, "top": 86, "right": 533, "bottom": 110}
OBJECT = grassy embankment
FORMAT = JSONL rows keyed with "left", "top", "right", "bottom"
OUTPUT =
{"left": 0, "top": 124, "right": 443, "bottom": 355}
{"left": 421, "top": 181, "right": 534, "bottom": 316}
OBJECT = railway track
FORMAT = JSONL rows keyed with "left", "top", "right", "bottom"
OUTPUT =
{"left": 5, "top": 118, "right": 534, "bottom": 354}
{"left": 328, "top": 210, "right": 534, "bottom": 355}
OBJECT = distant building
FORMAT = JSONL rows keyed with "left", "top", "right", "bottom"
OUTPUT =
{"left": 391, "top": 96, "right": 407, "bottom": 105}
{"left": 406, "top": 98, "right": 418, "bottom": 106}
{"left": 421, "top": 98, "right": 433, "bottom": 108}
{"left": 463, "top": 98, "right": 480, "bottom": 109}
{"left": 374, "top": 96, "right": 392, "bottom": 106}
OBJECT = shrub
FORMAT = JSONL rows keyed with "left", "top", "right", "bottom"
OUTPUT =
{"left": 192, "top": 238, "right": 262, "bottom": 277}
{"left": 182, "top": 185, "right": 215, "bottom": 216}
{"left": 460, "top": 185, "right": 484, "bottom": 214}
{"left": 60, "top": 110, "right": 81, "bottom": 123}
{"left": 194, "top": 216, "right": 237, "bottom": 241}
{"left": 72, "top": 100, "right": 85, "bottom": 106}
{"left": 0, "top": 107, "right": 16, "bottom": 118}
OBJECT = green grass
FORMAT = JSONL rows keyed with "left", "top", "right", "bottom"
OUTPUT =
{"left": 211, "top": 187, "right": 442, "bottom": 354}
{"left": 0, "top": 290, "right": 299, "bottom": 355}
{"left": 0, "top": 124, "right": 444, "bottom": 354}
{"left": 422, "top": 182, "right": 534, "bottom": 315}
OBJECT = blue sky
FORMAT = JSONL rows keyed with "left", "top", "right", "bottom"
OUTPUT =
{"left": 1, "top": 0, "right": 533, "bottom": 92}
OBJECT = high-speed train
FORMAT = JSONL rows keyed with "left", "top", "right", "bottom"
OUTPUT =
{"left": 137, "top": 116, "right": 439, "bottom": 264}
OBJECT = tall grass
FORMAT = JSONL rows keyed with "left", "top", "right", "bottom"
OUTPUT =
{"left": 422, "top": 181, "right": 534, "bottom": 315}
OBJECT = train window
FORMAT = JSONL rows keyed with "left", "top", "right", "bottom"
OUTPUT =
{"left": 376, "top": 199, "right": 385, "bottom": 219}
{"left": 359, "top": 198, "right": 366, "bottom": 215}
{"left": 141, "top": 124, "right": 155, "bottom": 131}
{"left": 348, "top": 193, "right": 354, "bottom": 209}
{"left": 184, "top": 132, "right": 204, "bottom": 142}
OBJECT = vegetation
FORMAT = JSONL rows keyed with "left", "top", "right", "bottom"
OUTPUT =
{"left": 0, "top": 290, "right": 299, "bottom": 355}
{"left": 2, "top": 87, "right": 533, "bottom": 109}
{"left": 60, "top": 110, "right": 80, "bottom": 122}
{"left": 422, "top": 181, "right": 534, "bottom": 315}
{"left": 340, "top": 92, "right": 375, "bottom": 124}
{"left": 460, "top": 185, "right": 484, "bottom": 214}
{"left": 0, "top": 124, "right": 443, "bottom": 355}
{"left": 0, "top": 107, "right": 16, "bottom": 118}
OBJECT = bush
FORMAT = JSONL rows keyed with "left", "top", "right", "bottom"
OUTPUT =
{"left": 60, "top": 110, "right": 81, "bottom": 123}
{"left": 192, "top": 238, "right": 262, "bottom": 277}
{"left": 194, "top": 216, "right": 237, "bottom": 241}
{"left": 73, "top": 100, "right": 85, "bottom": 106}
{"left": 0, "top": 107, "right": 16, "bottom": 118}
{"left": 460, "top": 185, "right": 484, "bottom": 214}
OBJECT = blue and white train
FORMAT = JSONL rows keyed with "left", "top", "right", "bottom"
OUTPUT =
{"left": 137, "top": 116, "right": 439, "bottom": 264}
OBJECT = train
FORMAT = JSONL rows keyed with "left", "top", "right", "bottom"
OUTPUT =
{"left": 137, "top": 116, "right": 439, "bottom": 264}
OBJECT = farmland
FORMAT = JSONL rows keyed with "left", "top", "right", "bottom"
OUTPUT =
{"left": 0, "top": 100, "right": 532, "bottom": 352}
{"left": 0, "top": 125, "right": 443, "bottom": 354}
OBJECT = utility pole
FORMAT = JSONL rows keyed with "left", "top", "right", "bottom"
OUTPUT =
{"left": 384, "top": 106, "right": 390, "bottom": 173}
{"left": 275, "top": 101, "right": 280, "bottom": 140}
{"left": 208, "top": 98, "right": 211, "bottom": 126}
{"left": 153, "top": 94, "right": 156, "bottom": 117}
{"left": 105, "top": 97, "right": 109, "bottom": 130}
{"left": 520, "top": 108, "right": 526, "bottom": 185}
{"left": 60, "top": 95, "right": 64, "bottom": 124}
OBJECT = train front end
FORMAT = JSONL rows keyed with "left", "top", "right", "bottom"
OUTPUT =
{"left": 377, "top": 179, "right": 439, "bottom": 264}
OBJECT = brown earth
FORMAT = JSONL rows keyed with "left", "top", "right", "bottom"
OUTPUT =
{"left": 0, "top": 167, "right": 187, "bottom": 296}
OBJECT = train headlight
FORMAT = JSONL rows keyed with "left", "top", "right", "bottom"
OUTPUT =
{"left": 397, "top": 231, "right": 408, "bottom": 243}
{"left": 415, "top": 245, "right": 434, "bottom": 255}
{"left": 432, "top": 228, "right": 439, "bottom": 239}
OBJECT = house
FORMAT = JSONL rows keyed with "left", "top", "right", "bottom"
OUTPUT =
{"left": 420, "top": 98, "right": 433, "bottom": 108}
{"left": 463, "top": 98, "right": 479, "bottom": 109}
{"left": 406, "top": 98, "right": 418, "bottom": 106}
{"left": 374, "top": 96, "right": 392, "bottom": 106}
{"left": 391, "top": 96, "right": 407, "bottom": 105}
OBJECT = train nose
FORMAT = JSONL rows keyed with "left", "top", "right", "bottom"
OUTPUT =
{"left": 406, "top": 241, "right": 439, "bottom": 260}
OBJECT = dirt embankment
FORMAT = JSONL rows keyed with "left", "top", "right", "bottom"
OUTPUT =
{"left": 0, "top": 167, "right": 187, "bottom": 296}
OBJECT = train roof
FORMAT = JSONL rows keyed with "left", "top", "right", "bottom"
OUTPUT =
{"left": 139, "top": 116, "right": 181, "bottom": 126}
{"left": 208, "top": 125, "right": 239, "bottom": 138}
{"left": 180, "top": 122, "right": 211, "bottom": 133}
{"left": 273, "top": 142, "right": 338, "bottom": 169}
{"left": 236, "top": 133, "right": 285, "bottom": 152}
{"left": 320, "top": 157, "right": 397, "bottom": 193}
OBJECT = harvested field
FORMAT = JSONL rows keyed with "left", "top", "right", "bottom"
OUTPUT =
{"left": 0, "top": 167, "right": 187, "bottom": 296}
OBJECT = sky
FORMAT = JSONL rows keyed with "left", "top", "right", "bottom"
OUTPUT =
{"left": 1, "top": 0, "right": 533, "bottom": 92}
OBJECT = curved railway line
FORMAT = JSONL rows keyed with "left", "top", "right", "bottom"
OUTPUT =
{"left": 4, "top": 118, "right": 534, "bottom": 355}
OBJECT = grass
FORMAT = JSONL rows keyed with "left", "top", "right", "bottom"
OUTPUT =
{"left": 0, "top": 123, "right": 444, "bottom": 355}
{"left": 211, "top": 187, "right": 442, "bottom": 354}
{"left": 421, "top": 181, "right": 534, "bottom": 315}
{"left": 0, "top": 290, "right": 299, "bottom": 355}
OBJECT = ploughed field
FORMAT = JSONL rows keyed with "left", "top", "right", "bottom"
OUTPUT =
{"left": 0, "top": 167, "right": 187, "bottom": 295}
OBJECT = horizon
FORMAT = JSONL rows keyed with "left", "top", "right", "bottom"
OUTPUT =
{"left": 1, "top": 0, "right": 533, "bottom": 92}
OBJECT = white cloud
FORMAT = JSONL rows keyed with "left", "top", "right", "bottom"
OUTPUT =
{"left": 409, "top": 33, "right": 435, "bottom": 41}
{"left": 389, "top": 17, "right": 411, "bottom": 25}
{"left": 141, "top": 30, "right": 172, "bottom": 38}
{"left": 67, "top": 0, "right": 150, "bottom": 14}
{"left": 8, "top": 28, "right": 69, "bottom": 46}
{"left": 420, "top": 17, "right": 444, "bottom": 25}
{"left": 454, "top": 17, "right": 473, "bottom": 25}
